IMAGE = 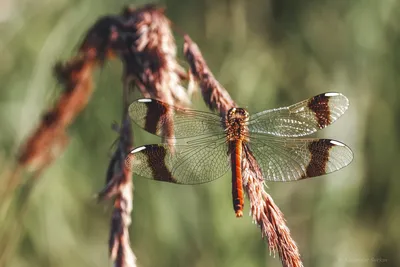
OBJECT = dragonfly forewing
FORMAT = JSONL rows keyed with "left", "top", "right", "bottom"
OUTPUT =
{"left": 248, "top": 92, "right": 349, "bottom": 137}
{"left": 129, "top": 99, "right": 224, "bottom": 139}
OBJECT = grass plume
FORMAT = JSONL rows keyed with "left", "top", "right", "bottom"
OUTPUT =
{"left": 5, "top": 4, "right": 303, "bottom": 267}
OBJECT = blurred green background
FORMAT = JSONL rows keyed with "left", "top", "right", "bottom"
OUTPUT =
{"left": 1, "top": 0, "right": 399, "bottom": 266}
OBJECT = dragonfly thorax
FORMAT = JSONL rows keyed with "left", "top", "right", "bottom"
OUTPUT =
{"left": 226, "top": 107, "right": 250, "bottom": 142}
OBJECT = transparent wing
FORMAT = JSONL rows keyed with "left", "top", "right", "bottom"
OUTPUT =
{"left": 129, "top": 99, "right": 224, "bottom": 139}
{"left": 247, "top": 134, "right": 353, "bottom": 182}
{"left": 248, "top": 92, "right": 349, "bottom": 137}
{"left": 128, "top": 135, "right": 230, "bottom": 184}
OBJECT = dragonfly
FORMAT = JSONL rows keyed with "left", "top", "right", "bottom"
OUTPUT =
{"left": 127, "top": 92, "right": 353, "bottom": 217}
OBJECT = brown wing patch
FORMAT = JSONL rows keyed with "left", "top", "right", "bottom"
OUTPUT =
{"left": 132, "top": 145, "right": 177, "bottom": 183}
{"left": 305, "top": 139, "right": 334, "bottom": 177}
{"left": 307, "top": 93, "right": 331, "bottom": 129}
{"left": 143, "top": 100, "right": 168, "bottom": 135}
{"left": 145, "top": 145, "right": 177, "bottom": 183}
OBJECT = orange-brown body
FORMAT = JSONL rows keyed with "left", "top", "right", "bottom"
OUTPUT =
{"left": 226, "top": 108, "right": 249, "bottom": 217}
{"left": 230, "top": 140, "right": 244, "bottom": 217}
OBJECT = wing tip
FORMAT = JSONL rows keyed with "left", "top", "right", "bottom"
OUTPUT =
{"left": 328, "top": 139, "right": 354, "bottom": 164}
{"left": 323, "top": 92, "right": 350, "bottom": 108}
{"left": 137, "top": 98, "right": 153, "bottom": 103}
{"left": 131, "top": 146, "right": 147, "bottom": 154}
{"left": 329, "top": 140, "right": 345, "bottom": 146}
{"left": 324, "top": 92, "right": 341, "bottom": 97}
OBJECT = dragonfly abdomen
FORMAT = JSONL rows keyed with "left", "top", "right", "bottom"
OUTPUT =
{"left": 231, "top": 140, "right": 244, "bottom": 217}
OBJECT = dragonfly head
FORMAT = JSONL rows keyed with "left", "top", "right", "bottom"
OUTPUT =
{"left": 227, "top": 107, "right": 249, "bottom": 123}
